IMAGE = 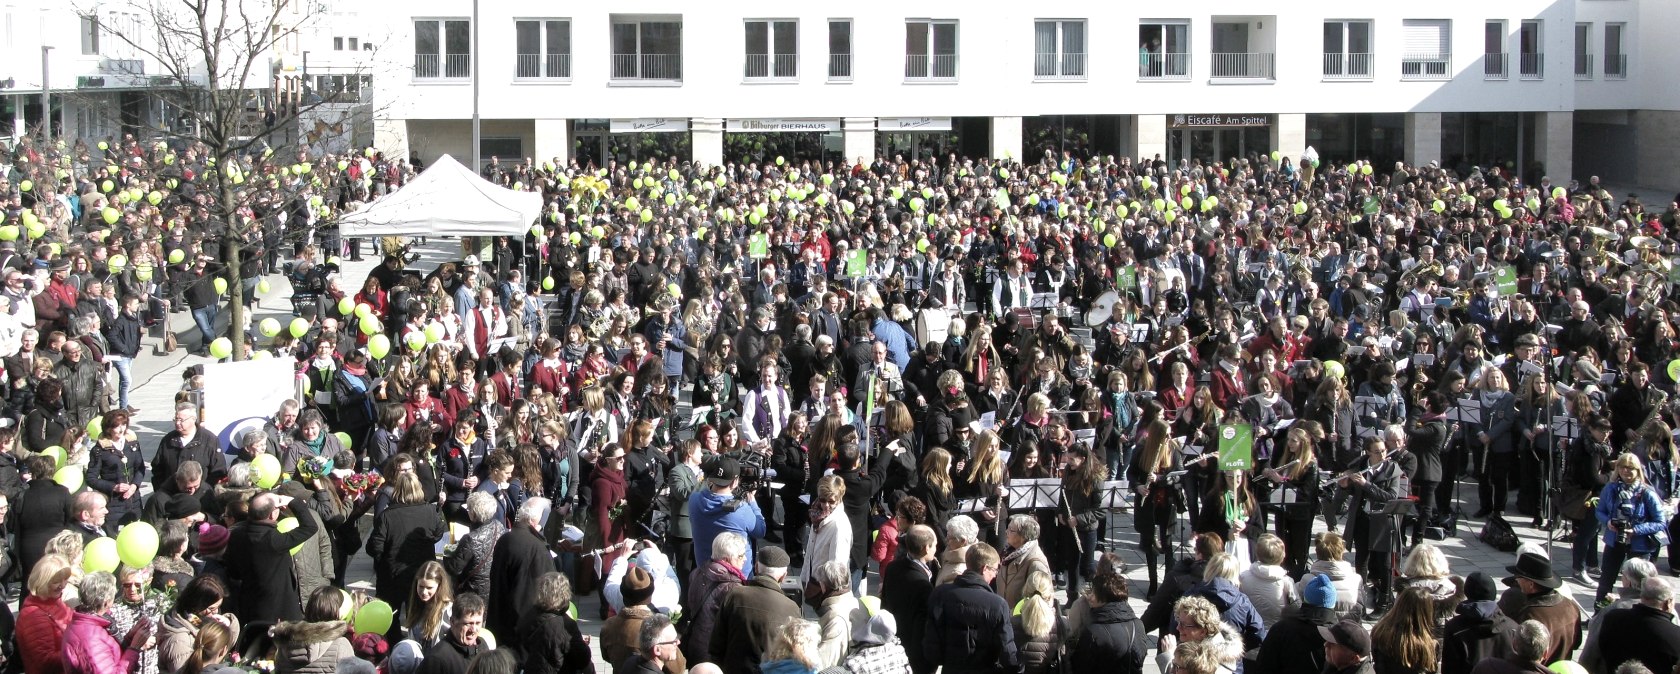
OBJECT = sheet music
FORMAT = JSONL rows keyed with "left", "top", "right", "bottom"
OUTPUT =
{"left": 956, "top": 498, "right": 989, "bottom": 513}
{"left": 1344, "top": 345, "right": 1367, "bottom": 357}
{"left": 1006, "top": 478, "right": 1062, "bottom": 510}
{"left": 979, "top": 411, "right": 997, "bottom": 431}
{"left": 1096, "top": 480, "right": 1132, "bottom": 508}
{"left": 687, "top": 406, "right": 713, "bottom": 427}
{"left": 1413, "top": 353, "right": 1436, "bottom": 366}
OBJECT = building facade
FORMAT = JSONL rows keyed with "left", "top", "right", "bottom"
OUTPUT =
{"left": 363, "top": 1, "right": 1672, "bottom": 187}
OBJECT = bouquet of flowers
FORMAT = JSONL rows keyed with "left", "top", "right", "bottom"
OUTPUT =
{"left": 341, "top": 471, "right": 385, "bottom": 499}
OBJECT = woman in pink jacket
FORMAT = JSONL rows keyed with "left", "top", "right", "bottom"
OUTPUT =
{"left": 61, "top": 571, "right": 154, "bottom": 674}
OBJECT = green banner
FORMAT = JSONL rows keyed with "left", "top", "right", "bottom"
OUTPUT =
{"left": 1493, "top": 265, "right": 1518, "bottom": 296}
{"left": 1217, "top": 424, "right": 1254, "bottom": 471}
{"left": 1116, "top": 265, "right": 1137, "bottom": 290}
{"left": 748, "top": 233, "right": 769, "bottom": 259}
{"left": 846, "top": 249, "right": 868, "bottom": 278}
{"left": 1362, "top": 196, "right": 1380, "bottom": 215}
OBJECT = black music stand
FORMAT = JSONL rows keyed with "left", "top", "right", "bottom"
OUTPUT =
{"left": 1097, "top": 479, "right": 1131, "bottom": 551}
{"left": 1379, "top": 498, "right": 1417, "bottom": 609}
{"left": 1352, "top": 396, "right": 1388, "bottom": 439}
{"left": 1447, "top": 397, "right": 1484, "bottom": 523}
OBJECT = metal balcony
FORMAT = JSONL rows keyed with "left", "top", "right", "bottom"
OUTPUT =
{"left": 1322, "top": 53, "right": 1373, "bottom": 79}
{"left": 744, "top": 53, "right": 799, "bottom": 80}
{"left": 1401, "top": 53, "right": 1452, "bottom": 80}
{"left": 1210, "top": 52, "right": 1275, "bottom": 80}
{"left": 611, "top": 53, "right": 683, "bottom": 82}
{"left": 1520, "top": 52, "right": 1544, "bottom": 79}
{"left": 1483, "top": 53, "right": 1508, "bottom": 79}
{"left": 1139, "top": 52, "right": 1189, "bottom": 80}
{"left": 905, "top": 53, "right": 958, "bottom": 81}
{"left": 828, "top": 53, "right": 852, "bottom": 81}
{"left": 1034, "top": 52, "right": 1087, "bottom": 80}
{"left": 1605, "top": 53, "right": 1627, "bottom": 80}
{"left": 515, "top": 53, "right": 571, "bottom": 79}
{"left": 1575, "top": 54, "right": 1594, "bottom": 80}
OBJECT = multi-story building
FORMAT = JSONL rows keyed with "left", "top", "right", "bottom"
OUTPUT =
{"left": 369, "top": 2, "right": 1673, "bottom": 187}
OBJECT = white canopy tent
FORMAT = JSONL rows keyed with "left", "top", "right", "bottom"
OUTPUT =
{"left": 336, "top": 154, "right": 543, "bottom": 238}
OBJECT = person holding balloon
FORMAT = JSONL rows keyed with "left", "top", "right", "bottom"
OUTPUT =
{"left": 86, "top": 409, "right": 145, "bottom": 535}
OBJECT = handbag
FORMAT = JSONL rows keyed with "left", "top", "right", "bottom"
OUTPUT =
{"left": 1478, "top": 513, "right": 1520, "bottom": 552}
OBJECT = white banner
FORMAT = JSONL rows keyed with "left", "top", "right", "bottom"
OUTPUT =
{"left": 727, "top": 118, "right": 840, "bottom": 133}
{"left": 610, "top": 118, "right": 690, "bottom": 133}
{"left": 878, "top": 116, "right": 953, "bottom": 132}
{"left": 203, "top": 356, "right": 299, "bottom": 452}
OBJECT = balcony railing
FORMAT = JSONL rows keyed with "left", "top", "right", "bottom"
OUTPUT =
{"left": 1401, "top": 54, "right": 1451, "bottom": 80}
{"left": 1575, "top": 54, "right": 1594, "bottom": 80}
{"left": 414, "top": 53, "right": 472, "bottom": 80}
{"left": 611, "top": 53, "right": 683, "bottom": 82}
{"left": 515, "top": 53, "right": 571, "bottom": 79}
{"left": 1034, "top": 52, "right": 1087, "bottom": 80}
{"left": 1139, "top": 52, "right": 1189, "bottom": 80}
{"left": 1210, "top": 52, "right": 1275, "bottom": 80}
{"left": 744, "top": 53, "right": 799, "bottom": 80}
{"left": 1605, "top": 53, "right": 1627, "bottom": 79}
{"left": 905, "top": 53, "right": 958, "bottom": 81}
{"left": 1484, "top": 52, "right": 1508, "bottom": 79}
{"left": 828, "top": 53, "right": 852, "bottom": 81}
{"left": 1520, "top": 52, "right": 1544, "bottom": 79}
{"left": 1322, "top": 53, "right": 1373, "bottom": 79}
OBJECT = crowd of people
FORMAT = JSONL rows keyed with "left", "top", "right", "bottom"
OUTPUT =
{"left": 2, "top": 130, "right": 1680, "bottom": 674}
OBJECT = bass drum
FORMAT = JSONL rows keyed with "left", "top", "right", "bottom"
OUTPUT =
{"left": 915, "top": 307, "right": 952, "bottom": 346}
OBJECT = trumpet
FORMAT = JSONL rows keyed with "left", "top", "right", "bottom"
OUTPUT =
{"left": 1400, "top": 260, "right": 1443, "bottom": 288}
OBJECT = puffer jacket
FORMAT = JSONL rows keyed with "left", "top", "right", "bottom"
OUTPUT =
{"left": 682, "top": 559, "right": 745, "bottom": 663}
{"left": 156, "top": 611, "right": 242, "bottom": 674}
{"left": 270, "top": 619, "right": 355, "bottom": 674}
{"left": 18, "top": 594, "right": 73, "bottom": 674}
{"left": 1441, "top": 600, "right": 1518, "bottom": 674}
{"left": 291, "top": 489, "right": 345, "bottom": 608}
{"left": 1596, "top": 480, "right": 1669, "bottom": 554}
{"left": 1186, "top": 578, "right": 1268, "bottom": 653}
{"left": 61, "top": 611, "right": 137, "bottom": 674}
{"left": 1069, "top": 601, "right": 1147, "bottom": 674}
{"left": 1237, "top": 564, "right": 1298, "bottom": 629}
{"left": 1295, "top": 559, "right": 1364, "bottom": 618}
{"left": 1011, "top": 611, "right": 1066, "bottom": 674}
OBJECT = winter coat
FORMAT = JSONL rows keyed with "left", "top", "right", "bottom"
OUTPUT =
{"left": 224, "top": 501, "right": 321, "bottom": 623}
{"left": 688, "top": 488, "right": 767, "bottom": 572}
{"left": 1396, "top": 574, "right": 1464, "bottom": 633}
{"left": 1296, "top": 559, "right": 1365, "bottom": 618}
{"left": 1441, "top": 600, "right": 1519, "bottom": 674}
{"left": 18, "top": 594, "right": 73, "bottom": 674}
{"left": 881, "top": 557, "right": 935, "bottom": 673}
{"left": 61, "top": 610, "right": 137, "bottom": 674}
{"left": 682, "top": 559, "right": 744, "bottom": 663}
{"left": 106, "top": 311, "right": 142, "bottom": 358}
{"left": 156, "top": 611, "right": 241, "bottom": 674}
{"left": 1597, "top": 479, "right": 1670, "bottom": 554}
{"left": 515, "top": 607, "right": 593, "bottom": 674}
{"left": 1253, "top": 605, "right": 1336, "bottom": 674}
{"left": 924, "top": 571, "right": 1020, "bottom": 674}
{"left": 801, "top": 503, "right": 852, "bottom": 583}
{"left": 1144, "top": 557, "right": 1207, "bottom": 632}
{"left": 14, "top": 477, "right": 72, "bottom": 580}
{"left": 290, "top": 488, "right": 344, "bottom": 607}
{"left": 1185, "top": 578, "right": 1268, "bottom": 653}
{"left": 667, "top": 462, "right": 700, "bottom": 539}
{"left": 1068, "top": 601, "right": 1147, "bottom": 674}
{"left": 441, "top": 520, "right": 505, "bottom": 597}
{"left": 85, "top": 439, "right": 145, "bottom": 526}
{"left": 271, "top": 619, "right": 355, "bottom": 674}
{"left": 999, "top": 540, "right": 1051, "bottom": 610}
{"left": 1501, "top": 590, "right": 1583, "bottom": 666}
{"left": 417, "top": 632, "right": 482, "bottom": 674}
{"left": 365, "top": 501, "right": 445, "bottom": 611}
{"left": 488, "top": 524, "right": 555, "bottom": 641}
{"left": 1011, "top": 613, "right": 1065, "bottom": 674}
{"left": 712, "top": 574, "right": 804, "bottom": 674}
{"left": 602, "top": 605, "right": 687, "bottom": 674}
{"left": 1237, "top": 564, "right": 1298, "bottom": 629}
{"left": 816, "top": 593, "right": 864, "bottom": 671}
{"left": 1597, "top": 602, "right": 1680, "bottom": 674}
{"left": 152, "top": 426, "right": 228, "bottom": 494}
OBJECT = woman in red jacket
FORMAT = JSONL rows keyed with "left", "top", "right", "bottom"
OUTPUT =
{"left": 17, "top": 554, "right": 76, "bottom": 674}
{"left": 587, "top": 444, "right": 631, "bottom": 617}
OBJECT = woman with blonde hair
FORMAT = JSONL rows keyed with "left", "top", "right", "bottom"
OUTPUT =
{"left": 1395, "top": 542, "right": 1461, "bottom": 631}
{"left": 177, "top": 620, "right": 234, "bottom": 674}
{"left": 957, "top": 430, "right": 1007, "bottom": 540}
{"left": 801, "top": 475, "right": 851, "bottom": 586}
{"left": 1266, "top": 426, "right": 1322, "bottom": 576}
{"left": 1594, "top": 452, "right": 1669, "bottom": 604}
{"left": 760, "top": 617, "right": 823, "bottom": 674}
{"left": 402, "top": 560, "right": 454, "bottom": 649}
{"left": 1012, "top": 571, "right": 1066, "bottom": 674}
{"left": 1370, "top": 586, "right": 1439, "bottom": 674}
{"left": 17, "top": 554, "right": 76, "bottom": 674}
{"left": 961, "top": 324, "right": 1005, "bottom": 390}
{"left": 1297, "top": 531, "right": 1364, "bottom": 618}
{"left": 913, "top": 448, "right": 957, "bottom": 534}
{"left": 1157, "top": 595, "right": 1242, "bottom": 674}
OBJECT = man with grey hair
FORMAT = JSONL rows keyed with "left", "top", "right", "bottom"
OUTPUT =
{"left": 142, "top": 460, "right": 204, "bottom": 525}
{"left": 808, "top": 559, "right": 862, "bottom": 670}
{"left": 684, "top": 531, "right": 748, "bottom": 661}
{"left": 155, "top": 402, "right": 227, "bottom": 493}
{"left": 488, "top": 496, "right": 552, "bottom": 639}
{"left": 937, "top": 515, "right": 980, "bottom": 585}
{"left": 1471, "top": 620, "right": 1549, "bottom": 674}
{"left": 623, "top": 612, "right": 679, "bottom": 674}
{"left": 1000, "top": 513, "right": 1051, "bottom": 608}
{"left": 712, "top": 545, "right": 801, "bottom": 673}
{"left": 1581, "top": 557, "right": 1660, "bottom": 672}
{"left": 71, "top": 490, "right": 109, "bottom": 542}
{"left": 224, "top": 490, "right": 318, "bottom": 621}
{"left": 1596, "top": 577, "right": 1680, "bottom": 674}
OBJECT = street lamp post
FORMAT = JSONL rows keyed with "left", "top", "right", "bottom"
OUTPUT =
{"left": 470, "top": 0, "right": 480, "bottom": 174}
{"left": 40, "top": 45, "right": 52, "bottom": 140}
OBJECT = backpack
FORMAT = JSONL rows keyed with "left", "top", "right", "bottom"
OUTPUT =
{"left": 1477, "top": 513, "right": 1520, "bottom": 552}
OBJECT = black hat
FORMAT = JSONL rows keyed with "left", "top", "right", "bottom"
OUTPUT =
{"left": 1317, "top": 620, "right": 1372, "bottom": 658}
{"left": 1464, "top": 572, "right": 1499, "bottom": 602}
{"left": 758, "top": 545, "right": 790, "bottom": 568}
{"left": 1505, "top": 552, "right": 1562, "bottom": 589}
{"left": 704, "top": 455, "right": 740, "bottom": 487}
{"left": 164, "top": 493, "right": 202, "bottom": 520}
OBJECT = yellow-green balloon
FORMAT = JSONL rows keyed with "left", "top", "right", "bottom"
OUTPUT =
{"left": 367, "top": 333, "right": 391, "bottom": 359}
{"left": 40, "top": 445, "right": 66, "bottom": 467}
{"left": 83, "top": 537, "right": 119, "bottom": 572}
{"left": 290, "top": 317, "right": 310, "bottom": 338}
{"left": 250, "top": 453, "right": 282, "bottom": 488}
{"left": 55, "top": 464, "right": 84, "bottom": 492}
{"left": 259, "top": 318, "right": 281, "bottom": 337}
{"left": 213, "top": 277, "right": 228, "bottom": 295}
{"left": 208, "top": 337, "right": 232, "bottom": 359}
{"left": 276, "top": 517, "right": 305, "bottom": 555}
{"left": 338, "top": 297, "right": 355, "bottom": 315}
{"left": 116, "top": 521, "right": 160, "bottom": 568}
{"left": 354, "top": 599, "right": 395, "bottom": 635}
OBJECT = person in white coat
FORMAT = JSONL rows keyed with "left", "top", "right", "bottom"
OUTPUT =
{"left": 802, "top": 475, "right": 852, "bottom": 588}
{"left": 1239, "top": 534, "right": 1300, "bottom": 629}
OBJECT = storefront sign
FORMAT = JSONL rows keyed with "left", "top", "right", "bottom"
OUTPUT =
{"left": 728, "top": 118, "right": 841, "bottom": 133}
{"left": 610, "top": 118, "right": 689, "bottom": 133}
{"left": 1169, "top": 114, "right": 1272, "bottom": 129}
{"left": 878, "top": 117, "right": 953, "bottom": 132}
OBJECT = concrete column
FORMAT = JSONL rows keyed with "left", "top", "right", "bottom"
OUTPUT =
{"left": 373, "top": 119, "right": 410, "bottom": 163}
{"left": 1134, "top": 114, "right": 1167, "bottom": 162}
{"left": 1535, "top": 111, "right": 1573, "bottom": 182}
{"left": 1270, "top": 113, "right": 1306, "bottom": 164}
{"left": 990, "top": 116, "right": 1022, "bottom": 160}
{"left": 1404, "top": 112, "right": 1443, "bottom": 168}
{"left": 691, "top": 118, "right": 724, "bottom": 168}
{"left": 843, "top": 117, "right": 876, "bottom": 165}
{"left": 532, "top": 119, "right": 571, "bottom": 167}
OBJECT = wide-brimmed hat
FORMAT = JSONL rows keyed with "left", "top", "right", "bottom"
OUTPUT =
{"left": 1505, "top": 551, "right": 1561, "bottom": 589}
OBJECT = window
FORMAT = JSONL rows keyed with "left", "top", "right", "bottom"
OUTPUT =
{"left": 744, "top": 20, "right": 798, "bottom": 80}
{"left": 1519, "top": 20, "right": 1542, "bottom": 79}
{"left": 333, "top": 36, "right": 343, "bottom": 50}
{"left": 80, "top": 14, "right": 99, "bottom": 55}
{"left": 611, "top": 16, "right": 683, "bottom": 82}
{"left": 905, "top": 19, "right": 957, "bottom": 81}
{"left": 364, "top": 42, "right": 374, "bottom": 52}
{"left": 1138, "top": 21, "right": 1189, "bottom": 79}
{"left": 348, "top": 37, "right": 358, "bottom": 51}
{"left": 1484, "top": 20, "right": 1507, "bottom": 78}
{"left": 414, "top": 19, "right": 471, "bottom": 80}
{"left": 1574, "top": 23, "right": 1592, "bottom": 79}
{"left": 1322, "top": 20, "right": 1372, "bottom": 78}
{"left": 515, "top": 19, "right": 571, "bottom": 79}
{"left": 828, "top": 20, "right": 851, "bottom": 81}
{"left": 1034, "top": 20, "right": 1086, "bottom": 80}
{"left": 1401, "top": 19, "right": 1451, "bottom": 80}
{"left": 1605, "top": 23, "right": 1626, "bottom": 78}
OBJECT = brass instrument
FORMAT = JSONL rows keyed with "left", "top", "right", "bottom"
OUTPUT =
{"left": 1399, "top": 260, "right": 1443, "bottom": 288}
{"left": 581, "top": 306, "right": 611, "bottom": 339}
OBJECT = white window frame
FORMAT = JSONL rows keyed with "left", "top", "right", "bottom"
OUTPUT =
{"left": 1138, "top": 20, "right": 1191, "bottom": 80}
{"left": 1574, "top": 22, "right": 1593, "bottom": 80}
{"left": 1033, "top": 19, "right": 1087, "bottom": 81}
{"left": 333, "top": 36, "right": 343, "bottom": 50}
{"left": 905, "top": 19, "right": 959, "bottom": 82}
{"left": 610, "top": 15, "right": 684, "bottom": 84}
{"left": 827, "top": 19, "right": 852, "bottom": 82}
{"left": 1519, "top": 19, "right": 1543, "bottom": 79}
{"left": 1604, "top": 22, "right": 1627, "bottom": 79}
{"left": 80, "top": 14, "right": 99, "bottom": 55}
{"left": 413, "top": 18, "right": 472, "bottom": 81}
{"left": 513, "top": 18, "right": 572, "bottom": 81}
{"left": 743, "top": 19, "right": 799, "bottom": 82}
{"left": 1321, "top": 19, "right": 1373, "bottom": 79}
{"left": 1400, "top": 19, "right": 1452, "bottom": 80}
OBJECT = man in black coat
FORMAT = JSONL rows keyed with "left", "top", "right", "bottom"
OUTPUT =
{"left": 419, "top": 593, "right": 486, "bottom": 674}
{"left": 12, "top": 455, "right": 69, "bottom": 582}
{"left": 836, "top": 441, "right": 888, "bottom": 575}
{"left": 1407, "top": 392, "right": 1452, "bottom": 547}
{"left": 223, "top": 491, "right": 320, "bottom": 622}
{"left": 1254, "top": 573, "right": 1341, "bottom": 674}
{"left": 154, "top": 404, "right": 228, "bottom": 494}
{"left": 711, "top": 545, "right": 801, "bottom": 674}
{"left": 1596, "top": 577, "right": 1680, "bottom": 674}
{"left": 1067, "top": 569, "right": 1148, "bottom": 674}
{"left": 1441, "top": 572, "right": 1520, "bottom": 674}
{"left": 487, "top": 497, "right": 555, "bottom": 642}
{"left": 883, "top": 525, "right": 938, "bottom": 674}
{"left": 924, "top": 543, "right": 1020, "bottom": 674}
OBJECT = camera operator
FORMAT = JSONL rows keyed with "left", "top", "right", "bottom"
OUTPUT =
{"left": 1593, "top": 453, "right": 1669, "bottom": 608}
{"left": 689, "top": 455, "right": 767, "bottom": 574}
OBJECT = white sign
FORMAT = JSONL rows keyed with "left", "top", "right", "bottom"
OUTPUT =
{"left": 878, "top": 117, "right": 953, "bottom": 132}
{"left": 202, "top": 356, "right": 299, "bottom": 452}
{"left": 727, "top": 118, "right": 841, "bottom": 133}
{"left": 610, "top": 118, "right": 689, "bottom": 133}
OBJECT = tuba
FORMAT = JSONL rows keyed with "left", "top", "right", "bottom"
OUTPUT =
{"left": 1399, "top": 260, "right": 1443, "bottom": 288}
{"left": 581, "top": 306, "right": 610, "bottom": 339}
